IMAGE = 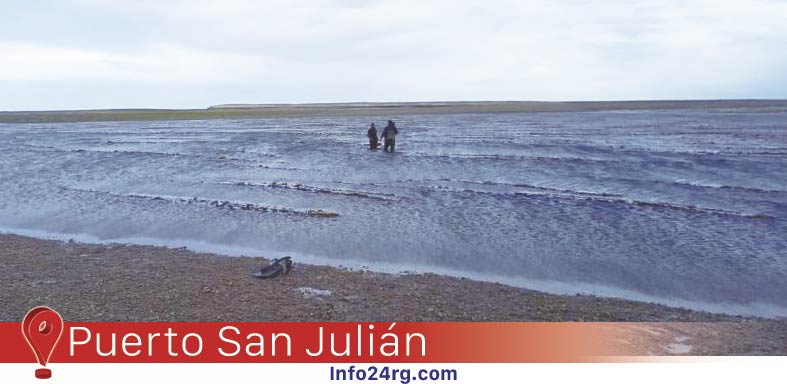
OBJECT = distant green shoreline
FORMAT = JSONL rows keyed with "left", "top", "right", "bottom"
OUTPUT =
{"left": 2, "top": 100, "right": 786, "bottom": 124}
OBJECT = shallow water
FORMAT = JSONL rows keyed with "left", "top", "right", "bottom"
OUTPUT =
{"left": 1, "top": 109, "right": 786, "bottom": 316}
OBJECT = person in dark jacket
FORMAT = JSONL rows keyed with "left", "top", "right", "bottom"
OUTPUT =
{"left": 380, "top": 120, "right": 398, "bottom": 152}
{"left": 367, "top": 123, "right": 379, "bottom": 150}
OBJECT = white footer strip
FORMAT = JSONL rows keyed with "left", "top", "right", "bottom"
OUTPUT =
{"left": 2, "top": 359, "right": 786, "bottom": 384}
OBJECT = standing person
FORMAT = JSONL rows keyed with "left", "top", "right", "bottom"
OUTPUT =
{"left": 367, "top": 123, "right": 379, "bottom": 150}
{"left": 380, "top": 120, "right": 398, "bottom": 152}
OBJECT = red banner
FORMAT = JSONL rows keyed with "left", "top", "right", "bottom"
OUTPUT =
{"left": 0, "top": 322, "right": 621, "bottom": 363}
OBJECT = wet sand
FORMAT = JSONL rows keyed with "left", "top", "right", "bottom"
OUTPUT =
{"left": 1, "top": 234, "right": 785, "bottom": 355}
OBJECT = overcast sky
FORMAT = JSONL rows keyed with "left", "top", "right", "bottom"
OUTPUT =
{"left": 2, "top": 0, "right": 786, "bottom": 110}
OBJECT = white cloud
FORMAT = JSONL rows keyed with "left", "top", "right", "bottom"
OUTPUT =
{"left": 0, "top": 42, "right": 277, "bottom": 84}
{"left": 1, "top": 0, "right": 786, "bottom": 109}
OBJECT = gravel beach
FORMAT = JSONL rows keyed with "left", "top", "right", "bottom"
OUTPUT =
{"left": 2, "top": 234, "right": 785, "bottom": 355}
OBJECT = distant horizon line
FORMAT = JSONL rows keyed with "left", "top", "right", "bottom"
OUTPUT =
{"left": 3, "top": 98, "right": 787, "bottom": 113}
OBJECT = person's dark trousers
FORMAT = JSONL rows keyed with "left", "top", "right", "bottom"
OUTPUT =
{"left": 369, "top": 139, "right": 378, "bottom": 150}
{"left": 384, "top": 139, "right": 395, "bottom": 152}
